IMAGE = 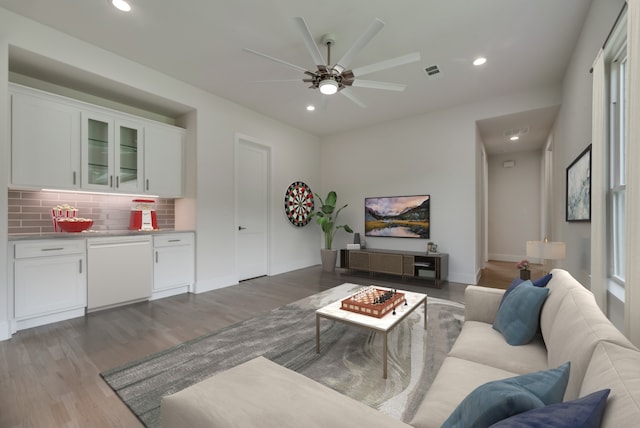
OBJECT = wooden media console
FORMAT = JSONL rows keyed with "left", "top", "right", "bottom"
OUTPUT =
{"left": 340, "top": 248, "right": 448, "bottom": 288}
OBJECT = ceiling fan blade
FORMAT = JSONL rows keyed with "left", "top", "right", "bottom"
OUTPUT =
{"left": 243, "top": 48, "right": 308, "bottom": 73}
{"left": 340, "top": 88, "right": 366, "bottom": 108}
{"left": 351, "top": 52, "right": 421, "bottom": 77}
{"left": 334, "top": 18, "right": 385, "bottom": 73}
{"left": 294, "top": 17, "right": 326, "bottom": 66}
{"left": 351, "top": 79, "right": 407, "bottom": 91}
{"left": 249, "top": 79, "right": 303, "bottom": 83}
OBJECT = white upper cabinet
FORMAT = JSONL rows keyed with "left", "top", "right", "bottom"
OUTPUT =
{"left": 11, "top": 87, "right": 81, "bottom": 189}
{"left": 81, "top": 111, "right": 144, "bottom": 193}
{"left": 10, "top": 83, "right": 184, "bottom": 197}
{"left": 144, "top": 125, "right": 184, "bottom": 197}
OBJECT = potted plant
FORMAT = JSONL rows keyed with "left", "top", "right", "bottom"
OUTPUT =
{"left": 516, "top": 259, "right": 531, "bottom": 280}
{"left": 311, "top": 191, "right": 353, "bottom": 271}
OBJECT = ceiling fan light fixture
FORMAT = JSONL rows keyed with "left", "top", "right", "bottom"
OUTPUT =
{"left": 319, "top": 78, "right": 339, "bottom": 95}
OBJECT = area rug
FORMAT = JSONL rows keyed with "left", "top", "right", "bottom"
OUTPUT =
{"left": 100, "top": 283, "right": 464, "bottom": 427}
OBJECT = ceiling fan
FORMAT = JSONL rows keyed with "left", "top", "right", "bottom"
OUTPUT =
{"left": 243, "top": 17, "right": 421, "bottom": 107}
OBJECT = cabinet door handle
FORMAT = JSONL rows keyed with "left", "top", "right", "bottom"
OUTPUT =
{"left": 79, "top": 259, "right": 83, "bottom": 274}
{"left": 41, "top": 247, "right": 64, "bottom": 252}
{"left": 146, "top": 179, "right": 150, "bottom": 191}
{"left": 116, "top": 176, "right": 120, "bottom": 188}
{"left": 73, "top": 171, "right": 77, "bottom": 185}
{"left": 168, "top": 239, "right": 180, "bottom": 243}
{"left": 110, "top": 176, "right": 113, "bottom": 187}
{"left": 155, "top": 251, "right": 158, "bottom": 263}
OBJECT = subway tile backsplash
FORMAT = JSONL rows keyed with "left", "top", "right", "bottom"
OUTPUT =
{"left": 8, "top": 190, "right": 175, "bottom": 235}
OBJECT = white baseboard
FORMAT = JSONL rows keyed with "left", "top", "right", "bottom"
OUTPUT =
{"left": 0, "top": 320, "right": 11, "bottom": 341}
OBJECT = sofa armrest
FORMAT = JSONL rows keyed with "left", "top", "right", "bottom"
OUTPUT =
{"left": 464, "top": 285, "right": 505, "bottom": 324}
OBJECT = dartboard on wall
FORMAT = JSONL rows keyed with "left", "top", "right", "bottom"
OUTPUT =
{"left": 284, "top": 181, "right": 314, "bottom": 227}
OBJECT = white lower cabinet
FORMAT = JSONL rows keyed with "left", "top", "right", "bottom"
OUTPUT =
{"left": 8, "top": 232, "right": 195, "bottom": 335}
{"left": 12, "top": 239, "right": 87, "bottom": 332}
{"left": 152, "top": 233, "right": 195, "bottom": 300}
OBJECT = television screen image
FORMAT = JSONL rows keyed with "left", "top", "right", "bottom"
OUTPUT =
{"left": 365, "top": 195, "right": 430, "bottom": 239}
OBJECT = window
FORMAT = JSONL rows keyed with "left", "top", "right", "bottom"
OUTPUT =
{"left": 607, "top": 44, "right": 627, "bottom": 295}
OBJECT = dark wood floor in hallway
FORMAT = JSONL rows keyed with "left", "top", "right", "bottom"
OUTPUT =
{"left": 0, "top": 265, "right": 467, "bottom": 428}
{"left": 477, "top": 260, "right": 545, "bottom": 289}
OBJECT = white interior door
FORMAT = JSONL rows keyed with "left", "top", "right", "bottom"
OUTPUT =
{"left": 236, "top": 138, "right": 269, "bottom": 281}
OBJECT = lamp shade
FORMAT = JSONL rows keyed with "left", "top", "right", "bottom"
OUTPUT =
{"left": 526, "top": 240, "right": 566, "bottom": 260}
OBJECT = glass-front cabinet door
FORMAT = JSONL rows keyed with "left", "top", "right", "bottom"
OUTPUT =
{"left": 82, "top": 112, "right": 113, "bottom": 191}
{"left": 115, "top": 119, "right": 144, "bottom": 193}
{"left": 81, "top": 111, "right": 144, "bottom": 193}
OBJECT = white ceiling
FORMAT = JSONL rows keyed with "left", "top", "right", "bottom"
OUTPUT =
{"left": 0, "top": 0, "right": 593, "bottom": 154}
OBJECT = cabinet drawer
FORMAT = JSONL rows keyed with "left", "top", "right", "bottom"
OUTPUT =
{"left": 153, "top": 233, "right": 194, "bottom": 247}
{"left": 14, "top": 239, "right": 86, "bottom": 259}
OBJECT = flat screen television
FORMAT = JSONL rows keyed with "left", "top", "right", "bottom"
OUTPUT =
{"left": 365, "top": 195, "right": 430, "bottom": 239}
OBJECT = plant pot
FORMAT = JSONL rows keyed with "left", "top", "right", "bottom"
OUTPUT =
{"left": 320, "top": 249, "right": 338, "bottom": 272}
{"left": 520, "top": 269, "right": 531, "bottom": 280}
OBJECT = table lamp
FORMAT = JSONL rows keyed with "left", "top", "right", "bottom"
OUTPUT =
{"left": 526, "top": 238, "right": 566, "bottom": 274}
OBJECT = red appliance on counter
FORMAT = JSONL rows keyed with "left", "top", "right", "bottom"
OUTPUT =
{"left": 129, "top": 199, "right": 158, "bottom": 230}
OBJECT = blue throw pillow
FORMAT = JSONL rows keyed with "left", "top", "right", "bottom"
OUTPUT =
{"left": 493, "top": 281, "right": 549, "bottom": 345}
{"left": 489, "top": 389, "right": 610, "bottom": 428}
{"left": 441, "top": 362, "right": 571, "bottom": 428}
{"left": 500, "top": 273, "right": 553, "bottom": 307}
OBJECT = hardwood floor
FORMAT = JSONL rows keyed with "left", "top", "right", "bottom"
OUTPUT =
{"left": 0, "top": 265, "right": 467, "bottom": 428}
{"left": 477, "top": 260, "right": 545, "bottom": 289}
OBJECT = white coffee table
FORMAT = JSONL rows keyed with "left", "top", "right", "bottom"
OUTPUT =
{"left": 315, "top": 285, "right": 427, "bottom": 379}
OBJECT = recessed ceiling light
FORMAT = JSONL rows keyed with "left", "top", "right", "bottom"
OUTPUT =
{"left": 473, "top": 57, "right": 487, "bottom": 66}
{"left": 306, "top": 105, "right": 315, "bottom": 111}
{"left": 111, "top": 0, "right": 131, "bottom": 12}
{"left": 510, "top": 135, "right": 520, "bottom": 141}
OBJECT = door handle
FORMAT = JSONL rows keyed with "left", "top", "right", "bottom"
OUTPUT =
{"left": 238, "top": 226, "right": 247, "bottom": 231}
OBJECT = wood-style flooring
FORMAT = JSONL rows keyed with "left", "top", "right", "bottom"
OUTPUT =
{"left": 0, "top": 265, "right": 467, "bottom": 428}
{"left": 477, "top": 260, "right": 544, "bottom": 289}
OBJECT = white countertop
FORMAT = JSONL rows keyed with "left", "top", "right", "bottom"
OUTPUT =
{"left": 8, "top": 229, "right": 195, "bottom": 241}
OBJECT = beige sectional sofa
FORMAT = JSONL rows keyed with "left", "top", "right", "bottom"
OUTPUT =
{"left": 161, "top": 269, "right": 640, "bottom": 427}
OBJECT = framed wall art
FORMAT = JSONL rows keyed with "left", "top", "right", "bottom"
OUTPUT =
{"left": 566, "top": 144, "right": 592, "bottom": 222}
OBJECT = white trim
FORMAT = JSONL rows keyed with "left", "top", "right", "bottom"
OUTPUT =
{"left": 625, "top": 0, "right": 640, "bottom": 345}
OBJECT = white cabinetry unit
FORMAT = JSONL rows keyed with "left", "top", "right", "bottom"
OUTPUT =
{"left": 87, "top": 236, "right": 153, "bottom": 311}
{"left": 152, "top": 233, "right": 195, "bottom": 300}
{"left": 144, "top": 125, "right": 185, "bottom": 197}
{"left": 81, "top": 111, "right": 144, "bottom": 193}
{"left": 9, "top": 83, "right": 185, "bottom": 197}
{"left": 10, "top": 86, "right": 81, "bottom": 190}
{"left": 11, "top": 239, "right": 87, "bottom": 331}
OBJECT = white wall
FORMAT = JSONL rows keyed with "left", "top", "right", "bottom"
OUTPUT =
{"left": 0, "top": 8, "right": 322, "bottom": 338}
{"left": 320, "top": 88, "right": 561, "bottom": 284}
{"left": 487, "top": 151, "right": 543, "bottom": 262}
{"left": 551, "top": 0, "right": 625, "bottom": 285}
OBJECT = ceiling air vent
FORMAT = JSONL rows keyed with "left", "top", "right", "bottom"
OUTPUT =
{"left": 424, "top": 65, "right": 441, "bottom": 80}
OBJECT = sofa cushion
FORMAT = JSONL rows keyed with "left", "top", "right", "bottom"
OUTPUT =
{"left": 449, "top": 321, "right": 548, "bottom": 375}
{"left": 410, "top": 357, "right": 518, "bottom": 428}
{"left": 463, "top": 285, "right": 505, "bottom": 324}
{"left": 499, "top": 274, "right": 553, "bottom": 307}
{"left": 539, "top": 269, "right": 588, "bottom": 343}
{"left": 493, "top": 281, "right": 549, "bottom": 345}
{"left": 160, "top": 356, "right": 411, "bottom": 428}
{"left": 440, "top": 362, "right": 570, "bottom": 428}
{"left": 490, "top": 389, "right": 610, "bottom": 428}
{"left": 579, "top": 341, "right": 640, "bottom": 428}
{"left": 544, "top": 287, "right": 635, "bottom": 400}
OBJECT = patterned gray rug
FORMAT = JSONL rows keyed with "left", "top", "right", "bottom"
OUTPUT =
{"left": 100, "top": 283, "right": 464, "bottom": 428}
